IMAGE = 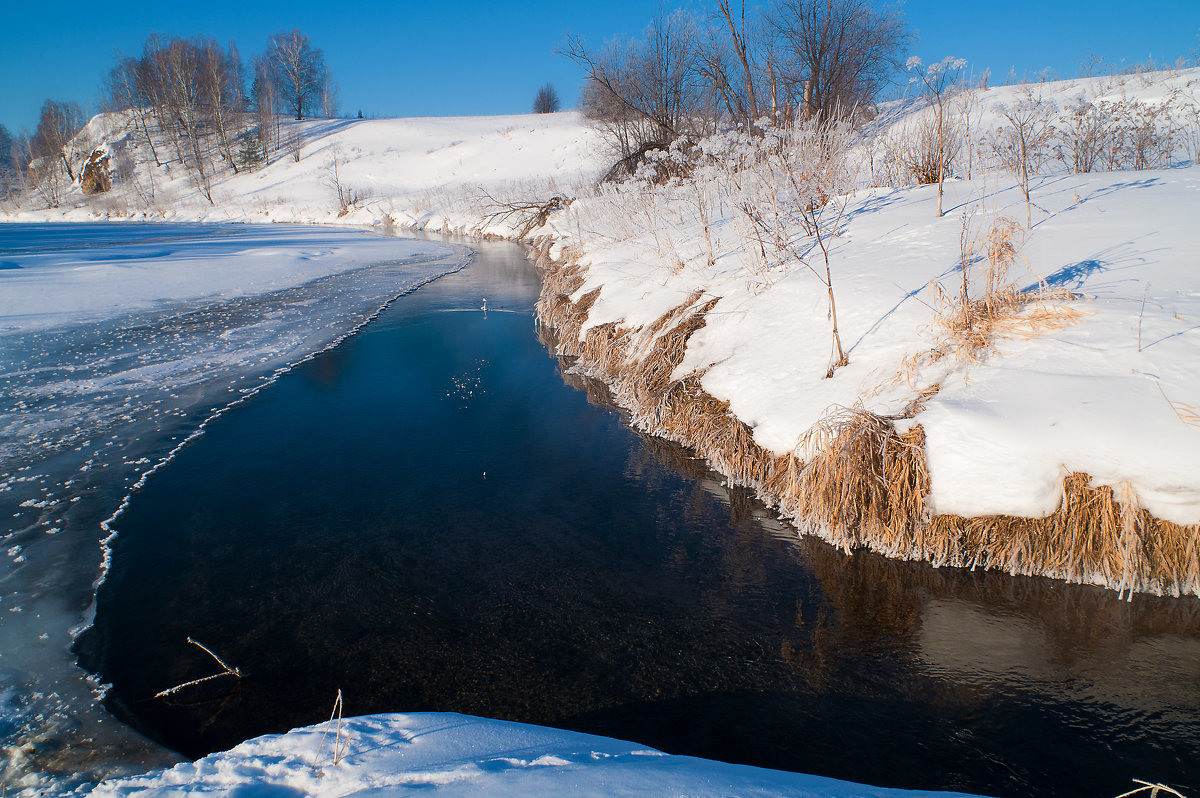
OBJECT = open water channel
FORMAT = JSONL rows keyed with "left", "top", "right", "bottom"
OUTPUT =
{"left": 3, "top": 225, "right": 1199, "bottom": 796}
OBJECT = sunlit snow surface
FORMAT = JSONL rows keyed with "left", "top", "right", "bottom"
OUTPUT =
{"left": 0, "top": 223, "right": 466, "bottom": 790}
{"left": 85, "top": 712, "right": 984, "bottom": 797}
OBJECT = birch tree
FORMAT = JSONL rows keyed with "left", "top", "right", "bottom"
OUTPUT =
{"left": 266, "top": 30, "right": 327, "bottom": 120}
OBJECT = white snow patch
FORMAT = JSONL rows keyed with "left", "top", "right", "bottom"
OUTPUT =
{"left": 85, "top": 712, "right": 984, "bottom": 798}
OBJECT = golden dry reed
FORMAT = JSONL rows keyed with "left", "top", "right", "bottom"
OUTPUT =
{"left": 531, "top": 239, "right": 1200, "bottom": 598}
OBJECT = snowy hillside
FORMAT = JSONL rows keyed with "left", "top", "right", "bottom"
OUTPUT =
{"left": 9, "top": 110, "right": 608, "bottom": 231}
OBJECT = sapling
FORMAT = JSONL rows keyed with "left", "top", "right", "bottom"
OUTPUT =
{"left": 906, "top": 56, "right": 967, "bottom": 217}
{"left": 992, "top": 88, "right": 1055, "bottom": 227}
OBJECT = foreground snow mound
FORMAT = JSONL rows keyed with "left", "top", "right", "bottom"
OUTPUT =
{"left": 84, "top": 712, "right": 983, "bottom": 797}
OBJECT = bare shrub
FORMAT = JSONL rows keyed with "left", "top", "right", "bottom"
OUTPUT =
{"left": 286, "top": 125, "right": 304, "bottom": 163}
{"left": 890, "top": 112, "right": 963, "bottom": 187}
{"left": 906, "top": 56, "right": 966, "bottom": 215}
{"left": 991, "top": 88, "right": 1056, "bottom": 226}
{"left": 28, "top": 157, "right": 71, "bottom": 208}
{"left": 1053, "top": 90, "right": 1112, "bottom": 173}
{"left": 324, "top": 149, "right": 366, "bottom": 216}
{"left": 954, "top": 86, "right": 984, "bottom": 180}
{"left": 706, "top": 118, "right": 859, "bottom": 374}
{"left": 1108, "top": 93, "right": 1180, "bottom": 170}
{"left": 924, "top": 214, "right": 1081, "bottom": 365}
{"left": 532, "top": 83, "right": 560, "bottom": 114}
{"left": 769, "top": 0, "right": 912, "bottom": 123}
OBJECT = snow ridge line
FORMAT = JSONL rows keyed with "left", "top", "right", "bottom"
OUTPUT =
{"left": 74, "top": 250, "right": 474, "bottom": 639}
{"left": 529, "top": 240, "right": 1200, "bottom": 599}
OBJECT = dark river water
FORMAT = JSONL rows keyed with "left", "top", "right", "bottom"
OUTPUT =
{"left": 77, "top": 240, "right": 1200, "bottom": 797}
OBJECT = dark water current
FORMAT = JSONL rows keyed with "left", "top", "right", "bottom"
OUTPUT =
{"left": 78, "top": 240, "right": 1200, "bottom": 797}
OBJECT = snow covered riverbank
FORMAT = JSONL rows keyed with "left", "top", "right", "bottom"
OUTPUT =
{"left": 5, "top": 72, "right": 1199, "bottom": 597}
{"left": 82, "top": 711, "right": 984, "bottom": 798}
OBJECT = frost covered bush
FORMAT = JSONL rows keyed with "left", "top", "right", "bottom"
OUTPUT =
{"left": 888, "top": 114, "right": 963, "bottom": 186}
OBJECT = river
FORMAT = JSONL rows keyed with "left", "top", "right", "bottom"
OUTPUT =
{"left": 2, "top": 225, "right": 1198, "bottom": 796}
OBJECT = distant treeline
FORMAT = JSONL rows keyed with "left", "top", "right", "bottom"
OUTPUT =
{"left": 1, "top": 29, "right": 334, "bottom": 206}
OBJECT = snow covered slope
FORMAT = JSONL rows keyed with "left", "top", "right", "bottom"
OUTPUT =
{"left": 83, "top": 712, "right": 983, "bottom": 798}
{"left": 8, "top": 111, "right": 607, "bottom": 232}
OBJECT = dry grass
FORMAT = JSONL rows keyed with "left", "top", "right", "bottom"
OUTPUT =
{"left": 1157, "top": 383, "right": 1200, "bottom": 430}
{"left": 879, "top": 215, "right": 1083, "bottom": 405}
{"left": 312, "top": 689, "right": 350, "bottom": 772}
{"left": 933, "top": 215, "right": 1083, "bottom": 363}
{"left": 532, "top": 245, "right": 1200, "bottom": 598}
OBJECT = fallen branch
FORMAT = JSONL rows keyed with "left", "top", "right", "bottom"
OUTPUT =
{"left": 479, "top": 190, "right": 574, "bottom": 238}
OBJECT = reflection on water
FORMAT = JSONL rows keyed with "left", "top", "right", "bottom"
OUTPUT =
{"left": 79, "top": 240, "right": 1200, "bottom": 798}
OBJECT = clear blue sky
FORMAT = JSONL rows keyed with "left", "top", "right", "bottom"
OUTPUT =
{"left": 0, "top": 0, "right": 1196, "bottom": 134}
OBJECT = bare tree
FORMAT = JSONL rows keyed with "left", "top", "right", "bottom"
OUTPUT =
{"left": 31, "top": 100, "right": 84, "bottom": 181}
{"left": 907, "top": 56, "right": 966, "bottom": 216}
{"left": 532, "top": 83, "right": 560, "bottom": 114}
{"left": 321, "top": 72, "right": 340, "bottom": 118}
{"left": 105, "top": 54, "right": 163, "bottom": 166}
{"left": 252, "top": 56, "right": 280, "bottom": 158}
{"left": 0, "top": 123, "right": 20, "bottom": 199}
{"left": 564, "top": 9, "right": 708, "bottom": 175}
{"left": 199, "top": 39, "right": 244, "bottom": 171}
{"left": 769, "top": 0, "right": 911, "bottom": 123}
{"left": 152, "top": 37, "right": 216, "bottom": 201}
{"left": 993, "top": 88, "right": 1055, "bottom": 226}
{"left": 701, "top": 0, "right": 762, "bottom": 127}
{"left": 265, "top": 29, "right": 327, "bottom": 120}
{"left": 103, "top": 35, "right": 251, "bottom": 200}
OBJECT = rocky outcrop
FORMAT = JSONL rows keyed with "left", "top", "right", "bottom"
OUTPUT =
{"left": 80, "top": 149, "right": 111, "bottom": 194}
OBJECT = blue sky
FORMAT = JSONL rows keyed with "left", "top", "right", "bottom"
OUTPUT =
{"left": 0, "top": 0, "right": 1196, "bottom": 134}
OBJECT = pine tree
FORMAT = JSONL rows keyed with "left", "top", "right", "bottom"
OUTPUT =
{"left": 236, "top": 129, "right": 265, "bottom": 172}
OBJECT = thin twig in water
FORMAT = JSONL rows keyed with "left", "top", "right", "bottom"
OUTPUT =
{"left": 1113, "top": 778, "right": 1188, "bottom": 798}
{"left": 154, "top": 637, "right": 242, "bottom": 699}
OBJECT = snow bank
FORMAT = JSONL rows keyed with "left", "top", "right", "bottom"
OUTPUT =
{"left": 84, "top": 712, "right": 983, "bottom": 798}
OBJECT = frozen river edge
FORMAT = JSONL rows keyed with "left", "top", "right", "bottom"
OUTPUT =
{"left": 0, "top": 223, "right": 469, "bottom": 793}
